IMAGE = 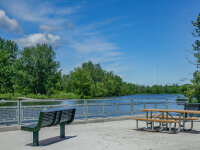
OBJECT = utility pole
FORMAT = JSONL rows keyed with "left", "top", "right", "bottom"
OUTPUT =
{"left": 157, "top": 64, "right": 158, "bottom": 85}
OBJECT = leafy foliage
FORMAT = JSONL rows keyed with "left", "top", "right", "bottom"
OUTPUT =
{"left": 67, "top": 67, "right": 92, "bottom": 97}
{"left": 15, "top": 44, "right": 61, "bottom": 94}
{"left": 0, "top": 37, "right": 18, "bottom": 93}
{"left": 64, "top": 61, "right": 182, "bottom": 97}
{"left": 186, "top": 13, "right": 200, "bottom": 102}
{"left": 0, "top": 37, "right": 190, "bottom": 99}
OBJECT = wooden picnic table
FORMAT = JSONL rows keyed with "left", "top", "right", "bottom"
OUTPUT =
{"left": 139, "top": 109, "right": 200, "bottom": 132}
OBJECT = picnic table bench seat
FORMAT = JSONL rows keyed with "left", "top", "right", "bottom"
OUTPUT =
{"left": 152, "top": 116, "right": 199, "bottom": 121}
{"left": 152, "top": 115, "right": 199, "bottom": 130}
{"left": 132, "top": 118, "right": 178, "bottom": 123}
{"left": 21, "top": 107, "right": 76, "bottom": 146}
{"left": 132, "top": 118, "right": 178, "bottom": 131}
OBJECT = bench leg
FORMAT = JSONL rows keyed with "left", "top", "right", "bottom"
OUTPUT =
{"left": 33, "top": 131, "right": 39, "bottom": 146}
{"left": 60, "top": 123, "right": 65, "bottom": 138}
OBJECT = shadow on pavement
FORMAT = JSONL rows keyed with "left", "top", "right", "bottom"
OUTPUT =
{"left": 183, "top": 130, "right": 200, "bottom": 134}
{"left": 26, "top": 135, "right": 77, "bottom": 146}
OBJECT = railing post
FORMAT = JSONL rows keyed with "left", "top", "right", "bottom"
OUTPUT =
{"left": 84, "top": 100, "right": 88, "bottom": 120}
{"left": 116, "top": 104, "right": 119, "bottom": 114}
{"left": 165, "top": 98, "right": 168, "bottom": 109}
{"left": 102, "top": 105, "right": 105, "bottom": 117}
{"left": 18, "top": 99, "right": 22, "bottom": 125}
{"left": 155, "top": 103, "right": 157, "bottom": 109}
{"left": 130, "top": 99, "right": 134, "bottom": 115}
{"left": 187, "top": 98, "right": 189, "bottom": 104}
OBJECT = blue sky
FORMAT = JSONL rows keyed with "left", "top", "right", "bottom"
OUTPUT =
{"left": 0, "top": 0, "right": 199, "bottom": 85}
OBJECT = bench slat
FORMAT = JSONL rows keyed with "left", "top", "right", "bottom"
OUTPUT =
{"left": 21, "top": 108, "right": 76, "bottom": 132}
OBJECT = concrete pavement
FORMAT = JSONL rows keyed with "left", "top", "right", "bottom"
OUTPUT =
{"left": 1, "top": 119, "right": 200, "bottom": 150}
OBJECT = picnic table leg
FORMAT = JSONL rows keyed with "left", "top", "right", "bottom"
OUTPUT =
{"left": 146, "top": 111, "right": 148, "bottom": 129}
{"left": 151, "top": 121, "right": 154, "bottom": 131}
{"left": 166, "top": 112, "right": 169, "bottom": 129}
{"left": 60, "top": 123, "right": 65, "bottom": 138}
{"left": 161, "top": 112, "right": 164, "bottom": 129}
{"left": 159, "top": 122, "right": 164, "bottom": 131}
{"left": 169, "top": 123, "right": 171, "bottom": 132}
{"left": 178, "top": 113, "right": 181, "bottom": 132}
{"left": 33, "top": 131, "right": 39, "bottom": 146}
{"left": 183, "top": 113, "right": 186, "bottom": 131}
{"left": 191, "top": 120, "right": 193, "bottom": 130}
{"left": 150, "top": 111, "right": 153, "bottom": 128}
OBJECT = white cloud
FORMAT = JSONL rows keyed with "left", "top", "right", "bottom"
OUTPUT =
{"left": 16, "top": 33, "right": 61, "bottom": 48}
{"left": 55, "top": 6, "right": 81, "bottom": 16}
{"left": 103, "top": 62, "right": 128, "bottom": 73}
{"left": 68, "top": 38, "right": 118, "bottom": 53}
{"left": 59, "top": 21, "right": 126, "bottom": 73}
{"left": 40, "top": 25, "right": 54, "bottom": 33}
{"left": 0, "top": 10, "right": 21, "bottom": 33}
{"left": 0, "top": 0, "right": 81, "bottom": 26}
{"left": 39, "top": 24, "right": 63, "bottom": 33}
{"left": 40, "top": 21, "right": 74, "bottom": 33}
{"left": 0, "top": 0, "right": 128, "bottom": 74}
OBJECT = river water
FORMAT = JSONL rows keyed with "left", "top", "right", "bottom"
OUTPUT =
{"left": 0, "top": 94, "right": 187, "bottom": 125}
{"left": 61, "top": 94, "right": 187, "bottom": 118}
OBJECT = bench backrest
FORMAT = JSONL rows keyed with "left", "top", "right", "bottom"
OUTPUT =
{"left": 38, "top": 108, "right": 76, "bottom": 128}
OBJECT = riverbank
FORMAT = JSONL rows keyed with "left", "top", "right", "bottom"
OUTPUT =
{"left": 0, "top": 92, "right": 184, "bottom": 101}
{"left": 0, "top": 92, "right": 82, "bottom": 100}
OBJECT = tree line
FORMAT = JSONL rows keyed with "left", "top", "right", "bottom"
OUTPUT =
{"left": 63, "top": 61, "right": 186, "bottom": 97}
{"left": 0, "top": 37, "right": 189, "bottom": 99}
{"left": 184, "top": 13, "right": 200, "bottom": 102}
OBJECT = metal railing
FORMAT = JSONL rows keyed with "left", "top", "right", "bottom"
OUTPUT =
{"left": 0, "top": 97, "right": 188, "bottom": 126}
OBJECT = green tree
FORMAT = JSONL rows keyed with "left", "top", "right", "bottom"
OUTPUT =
{"left": 82, "top": 61, "right": 104, "bottom": 97}
{"left": 191, "top": 71, "right": 200, "bottom": 100}
{"left": 0, "top": 37, "right": 18, "bottom": 93}
{"left": 120, "top": 82, "right": 138, "bottom": 95}
{"left": 16, "top": 44, "right": 60, "bottom": 94}
{"left": 67, "top": 67, "right": 92, "bottom": 97}
{"left": 0, "top": 50, "right": 12, "bottom": 93}
{"left": 103, "top": 71, "right": 123, "bottom": 96}
{"left": 189, "top": 13, "right": 200, "bottom": 102}
{"left": 65, "top": 61, "right": 124, "bottom": 97}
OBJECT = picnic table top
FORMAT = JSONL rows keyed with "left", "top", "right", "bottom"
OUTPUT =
{"left": 139, "top": 108, "right": 200, "bottom": 114}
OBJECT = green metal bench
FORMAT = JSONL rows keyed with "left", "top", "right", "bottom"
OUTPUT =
{"left": 21, "top": 107, "right": 76, "bottom": 146}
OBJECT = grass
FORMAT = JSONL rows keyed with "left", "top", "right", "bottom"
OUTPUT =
{"left": 0, "top": 92, "right": 81, "bottom": 100}
{"left": 49, "top": 92, "right": 79, "bottom": 99}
